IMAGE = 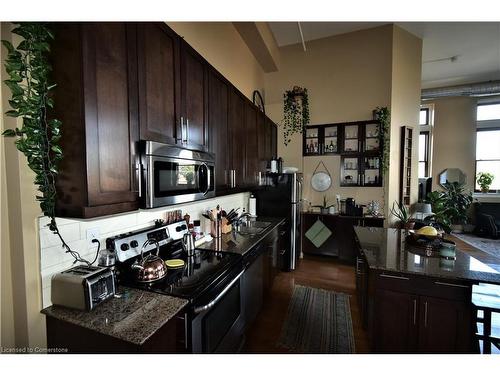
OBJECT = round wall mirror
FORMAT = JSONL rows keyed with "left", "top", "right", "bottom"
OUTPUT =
{"left": 439, "top": 168, "right": 466, "bottom": 187}
{"left": 311, "top": 171, "right": 332, "bottom": 192}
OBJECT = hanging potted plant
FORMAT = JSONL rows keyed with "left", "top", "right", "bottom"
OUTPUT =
{"left": 282, "top": 86, "right": 310, "bottom": 146}
{"left": 476, "top": 172, "right": 494, "bottom": 193}
{"left": 372, "top": 106, "right": 390, "bottom": 176}
{"left": 2, "top": 23, "right": 91, "bottom": 265}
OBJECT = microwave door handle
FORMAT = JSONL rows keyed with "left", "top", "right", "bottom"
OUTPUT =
{"left": 199, "top": 163, "right": 210, "bottom": 195}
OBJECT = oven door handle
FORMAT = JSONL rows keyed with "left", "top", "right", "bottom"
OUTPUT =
{"left": 193, "top": 269, "right": 244, "bottom": 314}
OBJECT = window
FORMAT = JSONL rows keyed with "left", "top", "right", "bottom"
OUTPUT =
{"left": 475, "top": 129, "right": 500, "bottom": 192}
{"left": 419, "top": 108, "right": 429, "bottom": 125}
{"left": 418, "top": 131, "right": 430, "bottom": 177}
{"left": 477, "top": 103, "right": 500, "bottom": 121}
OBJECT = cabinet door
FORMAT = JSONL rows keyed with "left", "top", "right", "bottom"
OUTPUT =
{"left": 137, "top": 23, "right": 180, "bottom": 144}
{"left": 373, "top": 289, "right": 418, "bottom": 353}
{"left": 257, "top": 113, "right": 267, "bottom": 174}
{"left": 418, "top": 296, "right": 472, "bottom": 353}
{"left": 82, "top": 23, "right": 139, "bottom": 207}
{"left": 180, "top": 42, "right": 208, "bottom": 150}
{"left": 271, "top": 121, "right": 277, "bottom": 159}
{"left": 245, "top": 103, "right": 259, "bottom": 186}
{"left": 208, "top": 70, "right": 229, "bottom": 190}
{"left": 241, "top": 251, "right": 264, "bottom": 327}
{"left": 228, "top": 89, "right": 246, "bottom": 187}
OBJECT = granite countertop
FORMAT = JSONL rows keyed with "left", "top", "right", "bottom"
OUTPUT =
{"left": 41, "top": 287, "right": 188, "bottom": 345}
{"left": 197, "top": 217, "right": 285, "bottom": 256}
{"left": 354, "top": 227, "right": 500, "bottom": 284}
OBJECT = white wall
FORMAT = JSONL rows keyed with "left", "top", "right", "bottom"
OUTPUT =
{"left": 39, "top": 193, "right": 249, "bottom": 308}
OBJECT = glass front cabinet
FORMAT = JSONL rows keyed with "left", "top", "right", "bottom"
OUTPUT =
{"left": 304, "top": 120, "right": 383, "bottom": 187}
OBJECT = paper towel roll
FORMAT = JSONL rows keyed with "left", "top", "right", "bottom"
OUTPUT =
{"left": 249, "top": 195, "right": 257, "bottom": 217}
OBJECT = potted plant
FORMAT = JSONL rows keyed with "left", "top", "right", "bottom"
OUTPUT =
{"left": 282, "top": 86, "right": 310, "bottom": 146}
{"left": 424, "top": 182, "right": 473, "bottom": 233}
{"left": 313, "top": 196, "right": 335, "bottom": 214}
{"left": 390, "top": 201, "right": 415, "bottom": 229}
{"left": 477, "top": 172, "right": 494, "bottom": 193}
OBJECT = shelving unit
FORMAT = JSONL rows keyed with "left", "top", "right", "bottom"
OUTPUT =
{"left": 399, "top": 126, "right": 413, "bottom": 205}
{"left": 303, "top": 119, "right": 383, "bottom": 187}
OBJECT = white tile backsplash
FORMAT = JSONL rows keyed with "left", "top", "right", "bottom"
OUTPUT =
{"left": 39, "top": 192, "right": 250, "bottom": 307}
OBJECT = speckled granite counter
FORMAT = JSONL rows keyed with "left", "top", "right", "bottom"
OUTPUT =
{"left": 354, "top": 227, "right": 500, "bottom": 284}
{"left": 41, "top": 287, "right": 188, "bottom": 345}
{"left": 197, "top": 217, "right": 285, "bottom": 256}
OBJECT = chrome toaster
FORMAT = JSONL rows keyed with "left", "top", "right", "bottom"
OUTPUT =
{"left": 51, "top": 265, "right": 115, "bottom": 311}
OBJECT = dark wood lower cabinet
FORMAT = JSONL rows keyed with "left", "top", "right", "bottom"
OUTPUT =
{"left": 361, "top": 270, "right": 475, "bottom": 353}
{"left": 373, "top": 289, "right": 418, "bottom": 353}
{"left": 46, "top": 312, "right": 185, "bottom": 353}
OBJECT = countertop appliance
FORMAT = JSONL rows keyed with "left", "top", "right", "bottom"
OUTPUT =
{"left": 253, "top": 172, "right": 303, "bottom": 271}
{"left": 108, "top": 222, "right": 244, "bottom": 353}
{"left": 51, "top": 265, "right": 115, "bottom": 311}
{"left": 139, "top": 141, "right": 215, "bottom": 208}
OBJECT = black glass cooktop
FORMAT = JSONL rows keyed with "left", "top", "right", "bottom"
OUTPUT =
{"left": 119, "top": 246, "right": 243, "bottom": 301}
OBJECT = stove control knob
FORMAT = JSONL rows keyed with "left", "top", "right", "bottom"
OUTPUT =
{"left": 176, "top": 225, "right": 187, "bottom": 232}
{"left": 130, "top": 240, "right": 138, "bottom": 248}
{"left": 120, "top": 243, "right": 130, "bottom": 251}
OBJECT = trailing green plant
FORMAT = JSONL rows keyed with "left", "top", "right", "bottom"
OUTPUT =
{"left": 476, "top": 172, "right": 494, "bottom": 192}
{"left": 282, "top": 86, "right": 310, "bottom": 146}
{"left": 373, "top": 106, "right": 390, "bottom": 176}
{"left": 2, "top": 23, "right": 90, "bottom": 265}
{"left": 424, "top": 182, "right": 473, "bottom": 233}
{"left": 390, "top": 201, "right": 413, "bottom": 228}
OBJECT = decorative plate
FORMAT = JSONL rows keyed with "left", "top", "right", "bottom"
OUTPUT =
{"left": 311, "top": 171, "right": 332, "bottom": 192}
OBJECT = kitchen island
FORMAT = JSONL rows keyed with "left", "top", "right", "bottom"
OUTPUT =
{"left": 354, "top": 227, "right": 499, "bottom": 353}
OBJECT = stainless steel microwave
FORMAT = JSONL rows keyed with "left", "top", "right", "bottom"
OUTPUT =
{"left": 139, "top": 141, "right": 215, "bottom": 208}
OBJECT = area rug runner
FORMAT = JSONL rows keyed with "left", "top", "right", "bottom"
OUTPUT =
{"left": 278, "top": 285, "right": 355, "bottom": 353}
{"left": 453, "top": 233, "right": 500, "bottom": 260}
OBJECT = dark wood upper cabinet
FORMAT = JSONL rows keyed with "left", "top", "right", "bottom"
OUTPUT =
{"left": 180, "top": 41, "right": 208, "bottom": 151}
{"left": 271, "top": 121, "right": 277, "bottom": 159}
{"left": 208, "top": 69, "right": 230, "bottom": 190}
{"left": 137, "top": 23, "right": 180, "bottom": 144}
{"left": 51, "top": 23, "right": 140, "bottom": 218}
{"left": 228, "top": 89, "right": 246, "bottom": 188}
{"left": 244, "top": 103, "right": 259, "bottom": 186}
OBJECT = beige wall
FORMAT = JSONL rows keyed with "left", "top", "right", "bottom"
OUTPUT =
{"left": 425, "top": 97, "right": 477, "bottom": 192}
{"left": 387, "top": 26, "right": 423, "bottom": 224}
{"left": 264, "top": 25, "right": 422, "bottom": 219}
{"left": 264, "top": 25, "right": 394, "bottom": 211}
{"left": 1, "top": 22, "right": 46, "bottom": 349}
{"left": 167, "top": 22, "right": 265, "bottom": 100}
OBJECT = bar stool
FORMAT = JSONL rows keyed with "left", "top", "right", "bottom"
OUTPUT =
{"left": 472, "top": 283, "right": 500, "bottom": 354}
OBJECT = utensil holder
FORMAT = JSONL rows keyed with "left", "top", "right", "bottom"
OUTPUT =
{"left": 211, "top": 219, "right": 222, "bottom": 238}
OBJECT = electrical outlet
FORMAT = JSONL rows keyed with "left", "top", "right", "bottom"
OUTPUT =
{"left": 86, "top": 227, "right": 100, "bottom": 247}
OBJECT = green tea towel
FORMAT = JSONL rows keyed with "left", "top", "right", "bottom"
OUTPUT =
{"left": 304, "top": 219, "right": 332, "bottom": 248}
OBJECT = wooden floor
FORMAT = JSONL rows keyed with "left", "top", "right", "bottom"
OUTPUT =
{"left": 243, "top": 255, "right": 370, "bottom": 353}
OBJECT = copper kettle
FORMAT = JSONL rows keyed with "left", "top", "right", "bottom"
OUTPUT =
{"left": 131, "top": 239, "right": 167, "bottom": 283}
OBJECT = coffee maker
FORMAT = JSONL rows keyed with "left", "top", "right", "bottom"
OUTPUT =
{"left": 345, "top": 198, "right": 363, "bottom": 216}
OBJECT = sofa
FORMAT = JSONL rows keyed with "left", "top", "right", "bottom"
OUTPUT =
{"left": 474, "top": 202, "right": 500, "bottom": 239}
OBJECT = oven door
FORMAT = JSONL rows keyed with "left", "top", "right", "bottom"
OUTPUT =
{"left": 189, "top": 269, "right": 245, "bottom": 353}
{"left": 144, "top": 155, "right": 215, "bottom": 208}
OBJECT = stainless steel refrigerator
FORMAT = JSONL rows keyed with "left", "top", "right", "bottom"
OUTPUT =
{"left": 254, "top": 173, "right": 303, "bottom": 271}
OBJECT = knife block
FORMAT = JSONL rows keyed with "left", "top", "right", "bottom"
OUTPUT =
{"left": 221, "top": 217, "right": 232, "bottom": 234}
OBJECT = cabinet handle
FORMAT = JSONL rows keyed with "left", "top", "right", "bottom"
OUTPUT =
{"left": 424, "top": 301, "right": 428, "bottom": 328}
{"left": 232, "top": 169, "right": 236, "bottom": 188}
{"left": 178, "top": 116, "right": 185, "bottom": 142}
{"left": 136, "top": 161, "right": 142, "bottom": 197}
{"left": 434, "top": 281, "right": 470, "bottom": 289}
{"left": 379, "top": 273, "right": 410, "bottom": 281}
{"left": 185, "top": 118, "right": 189, "bottom": 143}
{"left": 413, "top": 299, "right": 417, "bottom": 325}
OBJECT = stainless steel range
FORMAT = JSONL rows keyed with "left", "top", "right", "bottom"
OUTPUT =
{"left": 107, "top": 222, "right": 244, "bottom": 353}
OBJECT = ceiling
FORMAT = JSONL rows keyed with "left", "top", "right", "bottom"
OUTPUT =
{"left": 268, "top": 22, "right": 500, "bottom": 89}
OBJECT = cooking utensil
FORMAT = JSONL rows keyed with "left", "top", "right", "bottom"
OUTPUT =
{"left": 131, "top": 239, "right": 167, "bottom": 283}
{"left": 182, "top": 233, "right": 196, "bottom": 257}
